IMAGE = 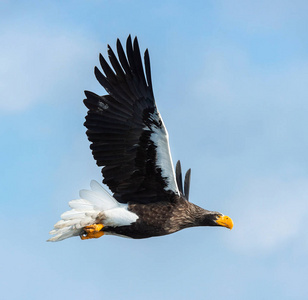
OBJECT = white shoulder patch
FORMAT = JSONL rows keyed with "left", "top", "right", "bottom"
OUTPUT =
{"left": 145, "top": 110, "right": 179, "bottom": 195}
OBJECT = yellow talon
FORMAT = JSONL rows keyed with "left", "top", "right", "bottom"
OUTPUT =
{"left": 80, "top": 224, "right": 104, "bottom": 240}
{"left": 84, "top": 224, "right": 104, "bottom": 232}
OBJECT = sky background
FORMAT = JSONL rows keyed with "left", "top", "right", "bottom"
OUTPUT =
{"left": 1, "top": 0, "right": 308, "bottom": 299}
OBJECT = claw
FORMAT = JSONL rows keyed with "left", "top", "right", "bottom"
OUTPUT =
{"left": 80, "top": 224, "right": 104, "bottom": 240}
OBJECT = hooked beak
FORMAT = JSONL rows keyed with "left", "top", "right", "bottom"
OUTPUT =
{"left": 215, "top": 215, "right": 233, "bottom": 230}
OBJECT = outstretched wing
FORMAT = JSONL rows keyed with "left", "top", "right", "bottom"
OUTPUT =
{"left": 83, "top": 36, "right": 180, "bottom": 204}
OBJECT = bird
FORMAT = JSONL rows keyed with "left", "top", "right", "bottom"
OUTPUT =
{"left": 48, "top": 36, "right": 233, "bottom": 242}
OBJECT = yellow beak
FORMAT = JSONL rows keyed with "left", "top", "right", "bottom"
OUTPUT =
{"left": 215, "top": 215, "right": 233, "bottom": 230}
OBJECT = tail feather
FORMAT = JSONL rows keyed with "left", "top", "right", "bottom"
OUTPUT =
{"left": 79, "top": 187, "right": 117, "bottom": 210}
{"left": 53, "top": 218, "right": 85, "bottom": 229}
{"left": 90, "top": 180, "right": 117, "bottom": 202}
{"left": 48, "top": 180, "right": 119, "bottom": 242}
{"left": 48, "top": 228, "right": 78, "bottom": 242}
{"left": 68, "top": 199, "right": 92, "bottom": 210}
{"left": 61, "top": 210, "right": 94, "bottom": 220}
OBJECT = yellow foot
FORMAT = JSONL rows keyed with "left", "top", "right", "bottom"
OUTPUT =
{"left": 80, "top": 224, "right": 104, "bottom": 240}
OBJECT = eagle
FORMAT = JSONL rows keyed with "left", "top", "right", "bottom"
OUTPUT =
{"left": 48, "top": 36, "right": 233, "bottom": 242}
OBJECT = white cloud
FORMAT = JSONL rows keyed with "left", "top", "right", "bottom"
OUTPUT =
{"left": 191, "top": 45, "right": 308, "bottom": 255}
{"left": 225, "top": 177, "right": 308, "bottom": 255}
{"left": 192, "top": 44, "right": 308, "bottom": 163}
{"left": 0, "top": 24, "right": 101, "bottom": 112}
{"left": 195, "top": 45, "right": 308, "bottom": 107}
{"left": 218, "top": 0, "right": 308, "bottom": 32}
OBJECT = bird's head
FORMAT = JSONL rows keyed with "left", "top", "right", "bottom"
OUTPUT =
{"left": 199, "top": 211, "right": 234, "bottom": 229}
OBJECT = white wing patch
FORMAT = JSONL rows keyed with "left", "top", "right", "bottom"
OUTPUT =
{"left": 145, "top": 110, "right": 180, "bottom": 195}
{"left": 48, "top": 180, "right": 138, "bottom": 242}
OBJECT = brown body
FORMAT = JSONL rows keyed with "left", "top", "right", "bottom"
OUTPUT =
{"left": 102, "top": 196, "right": 215, "bottom": 239}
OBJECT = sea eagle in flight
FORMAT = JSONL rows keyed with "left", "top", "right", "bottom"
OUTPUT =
{"left": 48, "top": 36, "right": 233, "bottom": 241}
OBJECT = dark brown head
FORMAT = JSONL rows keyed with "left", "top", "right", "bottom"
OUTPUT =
{"left": 198, "top": 211, "right": 234, "bottom": 229}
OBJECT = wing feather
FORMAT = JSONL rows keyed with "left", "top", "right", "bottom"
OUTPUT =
{"left": 84, "top": 36, "right": 180, "bottom": 204}
{"left": 184, "top": 169, "right": 191, "bottom": 201}
{"left": 176, "top": 161, "right": 183, "bottom": 195}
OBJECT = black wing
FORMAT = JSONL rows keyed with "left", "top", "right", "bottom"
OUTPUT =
{"left": 84, "top": 36, "right": 180, "bottom": 204}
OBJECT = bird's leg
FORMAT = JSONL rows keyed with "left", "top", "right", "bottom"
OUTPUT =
{"left": 80, "top": 224, "right": 104, "bottom": 240}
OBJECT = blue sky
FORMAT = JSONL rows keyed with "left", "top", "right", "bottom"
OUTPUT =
{"left": 1, "top": 0, "right": 308, "bottom": 299}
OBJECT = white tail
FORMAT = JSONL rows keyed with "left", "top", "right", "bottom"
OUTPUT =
{"left": 48, "top": 180, "right": 125, "bottom": 242}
